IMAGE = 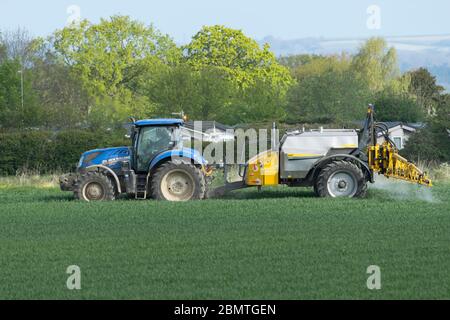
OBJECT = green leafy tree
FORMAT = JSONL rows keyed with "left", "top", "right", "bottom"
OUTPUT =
{"left": 50, "top": 15, "right": 180, "bottom": 124}
{"left": 184, "top": 25, "right": 292, "bottom": 91}
{"left": 28, "top": 49, "right": 92, "bottom": 128}
{"left": 286, "top": 55, "right": 370, "bottom": 124}
{"left": 351, "top": 37, "right": 400, "bottom": 92}
{"left": 144, "top": 64, "right": 201, "bottom": 117}
{"left": 431, "top": 94, "right": 450, "bottom": 160}
{"left": 195, "top": 67, "right": 237, "bottom": 121}
{"left": 0, "top": 59, "right": 39, "bottom": 128}
{"left": 401, "top": 128, "right": 444, "bottom": 162}
{"left": 407, "top": 68, "right": 445, "bottom": 116}
{"left": 403, "top": 94, "right": 450, "bottom": 162}
{"left": 278, "top": 54, "right": 321, "bottom": 70}
{"left": 235, "top": 79, "right": 288, "bottom": 123}
{"left": 0, "top": 42, "right": 6, "bottom": 63}
{"left": 374, "top": 89, "right": 424, "bottom": 122}
{"left": 145, "top": 64, "right": 237, "bottom": 122}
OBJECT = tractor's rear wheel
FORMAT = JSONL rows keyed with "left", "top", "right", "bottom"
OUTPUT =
{"left": 315, "top": 160, "right": 367, "bottom": 198}
{"left": 74, "top": 171, "right": 116, "bottom": 202}
{"left": 151, "top": 162, "right": 206, "bottom": 201}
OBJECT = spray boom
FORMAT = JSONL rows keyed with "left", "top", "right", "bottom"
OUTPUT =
{"left": 362, "top": 105, "right": 432, "bottom": 187}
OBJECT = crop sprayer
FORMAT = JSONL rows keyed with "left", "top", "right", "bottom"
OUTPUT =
{"left": 59, "top": 105, "right": 431, "bottom": 201}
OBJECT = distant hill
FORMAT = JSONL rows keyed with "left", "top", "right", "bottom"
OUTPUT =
{"left": 260, "top": 34, "right": 450, "bottom": 91}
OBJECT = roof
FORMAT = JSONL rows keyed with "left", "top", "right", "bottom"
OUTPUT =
{"left": 379, "top": 122, "right": 420, "bottom": 132}
{"left": 184, "top": 121, "right": 232, "bottom": 132}
{"left": 134, "top": 119, "right": 184, "bottom": 127}
{"left": 354, "top": 120, "right": 426, "bottom": 132}
{"left": 406, "top": 122, "right": 426, "bottom": 130}
{"left": 375, "top": 122, "right": 421, "bottom": 138}
{"left": 381, "top": 121, "right": 402, "bottom": 129}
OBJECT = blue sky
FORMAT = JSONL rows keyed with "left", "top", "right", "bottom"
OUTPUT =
{"left": 1, "top": 0, "right": 449, "bottom": 42}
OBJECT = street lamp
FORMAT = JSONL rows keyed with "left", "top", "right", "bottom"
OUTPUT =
{"left": 17, "top": 69, "right": 24, "bottom": 111}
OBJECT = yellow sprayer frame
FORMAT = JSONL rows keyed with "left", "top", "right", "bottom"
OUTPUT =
{"left": 244, "top": 105, "right": 432, "bottom": 188}
{"left": 368, "top": 142, "right": 432, "bottom": 187}
{"left": 245, "top": 150, "right": 279, "bottom": 186}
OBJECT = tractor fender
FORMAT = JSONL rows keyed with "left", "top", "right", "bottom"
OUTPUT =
{"left": 309, "top": 154, "right": 373, "bottom": 183}
{"left": 149, "top": 148, "right": 207, "bottom": 172}
{"left": 85, "top": 165, "right": 122, "bottom": 194}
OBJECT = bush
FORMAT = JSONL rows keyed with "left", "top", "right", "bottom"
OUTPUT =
{"left": 374, "top": 91, "right": 424, "bottom": 123}
{"left": 432, "top": 163, "right": 450, "bottom": 181}
{"left": 0, "top": 131, "right": 54, "bottom": 175}
{"left": 402, "top": 125, "right": 450, "bottom": 164}
{"left": 0, "top": 129, "right": 129, "bottom": 175}
{"left": 53, "top": 130, "right": 108, "bottom": 172}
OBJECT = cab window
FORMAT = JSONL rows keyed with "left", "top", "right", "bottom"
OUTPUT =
{"left": 136, "top": 126, "right": 177, "bottom": 171}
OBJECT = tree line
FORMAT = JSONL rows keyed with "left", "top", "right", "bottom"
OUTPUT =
{"left": 0, "top": 17, "right": 292, "bottom": 129}
{"left": 0, "top": 15, "right": 449, "bottom": 163}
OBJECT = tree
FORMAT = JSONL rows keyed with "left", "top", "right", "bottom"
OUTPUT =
{"left": 235, "top": 78, "right": 288, "bottom": 123}
{"left": 407, "top": 68, "right": 445, "bottom": 116}
{"left": 351, "top": 38, "right": 400, "bottom": 92}
{"left": 0, "top": 28, "right": 35, "bottom": 66}
{"left": 0, "top": 59, "right": 39, "bottom": 128}
{"left": 195, "top": 67, "right": 237, "bottom": 121}
{"left": 286, "top": 55, "right": 371, "bottom": 124}
{"left": 373, "top": 89, "right": 424, "bottom": 123}
{"left": 403, "top": 94, "right": 450, "bottom": 162}
{"left": 30, "top": 52, "right": 91, "bottom": 128}
{"left": 431, "top": 94, "right": 450, "bottom": 160}
{"left": 401, "top": 128, "right": 443, "bottom": 162}
{"left": 0, "top": 42, "right": 6, "bottom": 63}
{"left": 50, "top": 15, "right": 180, "bottom": 124}
{"left": 278, "top": 54, "right": 321, "bottom": 69}
{"left": 0, "top": 29, "right": 45, "bottom": 129}
{"left": 144, "top": 64, "right": 200, "bottom": 118}
{"left": 144, "top": 64, "right": 238, "bottom": 123}
{"left": 184, "top": 25, "right": 292, "bottom": 91}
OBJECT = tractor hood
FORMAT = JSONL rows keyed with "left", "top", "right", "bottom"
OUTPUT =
{"left": 78, "top": 147, "right": 131, "bottom": 169}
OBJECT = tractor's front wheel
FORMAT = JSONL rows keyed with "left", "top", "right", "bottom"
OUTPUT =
{"left": 315, "top": 160, "right": 367, "bottom": 198}
{"left": 151, "top": 162, "right": 206, "bottom": 201}
{"left": 74, "top": 171, "right": 116, "bottom": 202}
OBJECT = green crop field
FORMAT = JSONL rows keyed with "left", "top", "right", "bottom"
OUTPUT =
{"left": 0, "top": 182, "right": 449, "bottom": 300}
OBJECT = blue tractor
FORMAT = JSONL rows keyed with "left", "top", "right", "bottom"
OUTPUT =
{"left": 59, "top": 119, "right": 211, "bottom": 201}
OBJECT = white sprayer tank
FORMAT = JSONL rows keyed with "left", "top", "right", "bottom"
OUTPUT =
{"left": 280, "top": 129, "right": 359, "bottom": 179}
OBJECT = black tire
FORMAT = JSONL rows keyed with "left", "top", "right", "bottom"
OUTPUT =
{"left": 74, "top": 171, "right": 116, "bottom": 202}
{"left": 151, "top": 162, "right": 206, "bottom": 201}
{"left": 315, "top": 160, "right": 367, "bottom": 198}
{"left": 313, "top": 183, "right": 320, "bottom": 197}
{"left": 357, "top": 177, "right": 368, "bottom": 198}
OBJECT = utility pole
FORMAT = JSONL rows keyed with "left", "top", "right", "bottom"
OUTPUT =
{"left": 18, "top": 69, "right": 24, "bottom": 111}
{"left": 17, "top": 68, "right": 24, "bottom": 127}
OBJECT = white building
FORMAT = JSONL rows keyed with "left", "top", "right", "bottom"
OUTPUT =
{"left": 376, "top": 122, "right": 423, "bottom": 150}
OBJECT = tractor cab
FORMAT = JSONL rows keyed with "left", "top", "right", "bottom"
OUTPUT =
{"left": 130, "top": 119, "right": 184, "bottom": 173}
